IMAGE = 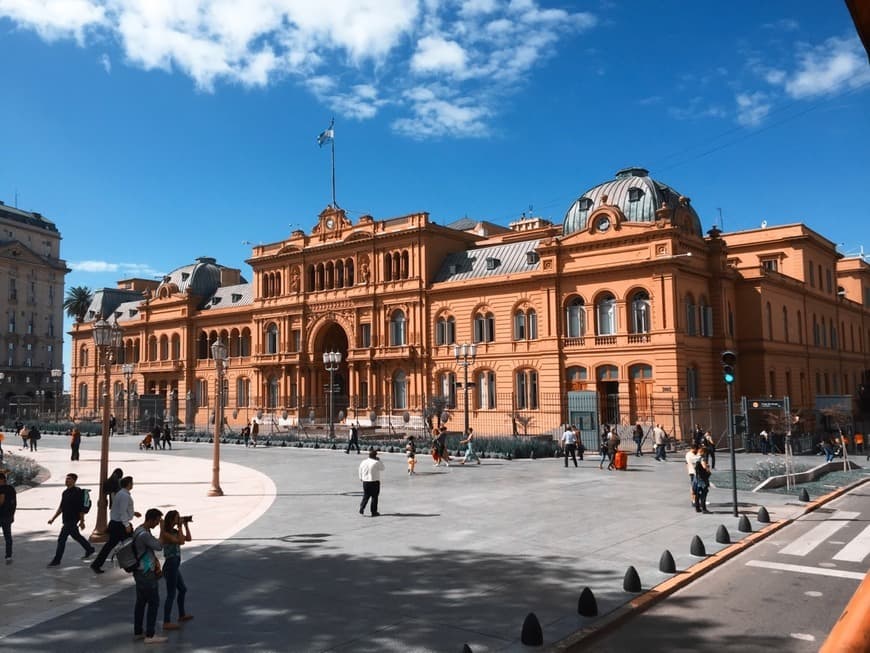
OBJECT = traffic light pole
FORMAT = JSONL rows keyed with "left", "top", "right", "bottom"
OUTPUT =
{"left": 726, "top": 382, "right": 738, "bottom": 517}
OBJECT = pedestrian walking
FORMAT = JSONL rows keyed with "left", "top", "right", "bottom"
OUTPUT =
{"left": 159, "top": 510, "right": 194, "bottom": 631}
{"left": 251, "top": 419, "right": 259, "bottom": 447}
{"left": 92, "top": 475, "right": 140, "bottom": 574}
{"left": 433, "top": 426, "right": 450, "bottom": 467}
{"left": 345, "top": 422, "right": 360, "bottom": 454}
{"left": 405, "top": 435, "right": 417, "bottom": 475}
{"left": 131, "top": 508, "right": 166, "bottom": 644}
{"left": 560, "top": 424, "right": 578, "bottom": 468}
{"left": 633, "top": 422, "right": 644, "bottom": 456}
{"left": 0, "top": 471, "right": 16, "bottom": 563}
{"left": 606, "top": 428, "right": 620, "bottom": 470}
{"left": 598, "top": 429, "right": 610, "bottom": 469}
{"left": 685, "top": 444, "right": 703, "bottom": 508}
{"left": 19, "top": 423, "right": 29, "bottom": 449}
{"left": 28, "top": 425, "right": 40, "bottom": 451}
{"left": 703, "top": 431, "right": 716, "bottom": 469}
{"left": 358, "top": 447, "right": 385, "bottom": 517}
{"left": 653, "top": 424, "right": 667, "bottom": 461}
{"left": 693, "top": 458, "right": 712, "bottom": 513}
{"left": 47, "top": 473, "right": 95, "bottom": 566}
{"left": 693, "top": 424, "right": 705, "bottom": 448}
{"left": 109, "top": 415, "right": 117, "bottom": 436}
{"left": 573, "top": 426, "right": 585, "bottom": 460}
{"left": 459, "top": 427, "right": 481, "bottom": 465}
{"left": 161, "top": 423, "right": 172, "bottom": 450}
{"left": 70, "top": 424, "right": 82, "bottom": 461}
{"left": 104, "top": 467, "right": 124, "bottom": 509}
{"left": 241, "top": 424, "right": 251, "bottom": 447}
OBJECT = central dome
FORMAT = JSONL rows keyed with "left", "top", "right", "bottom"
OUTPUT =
{"left": 563, "top": 167, "right": 703, "bottom": 236}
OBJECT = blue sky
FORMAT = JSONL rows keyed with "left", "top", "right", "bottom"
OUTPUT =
{"left": 1, "top": 1, "right": 869, "bottom": 383}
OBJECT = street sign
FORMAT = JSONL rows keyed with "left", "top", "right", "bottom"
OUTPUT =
{"left": 749, "top": 399, "right": 784, "bottom": 410}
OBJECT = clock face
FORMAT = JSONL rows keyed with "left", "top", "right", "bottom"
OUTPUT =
{"left": 325, "top": 218, "right": 335, "bottom": 229}
{"left": 596, "top": 216, "right": 611, "bottom": 232}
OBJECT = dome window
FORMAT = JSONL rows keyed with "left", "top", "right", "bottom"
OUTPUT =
{"left": 628, "top": 187, "right": 644, "bottom": 202}
{"left": 526, "top": 251, "right": 539, "bottom": 264}
{"left": 485, "top": 257, "right": 501, "bottom": 270}
{"left": 578, "top": 198, "right": 593, "bottom": 211}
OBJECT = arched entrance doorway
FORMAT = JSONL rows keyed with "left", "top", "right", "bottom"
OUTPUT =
{"left": 314, "top": 322, "right": 349, "bottom": 421}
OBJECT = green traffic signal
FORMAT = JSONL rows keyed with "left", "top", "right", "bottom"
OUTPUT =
{"left": 721, "top": 350, "right": 737, "bottom": 385}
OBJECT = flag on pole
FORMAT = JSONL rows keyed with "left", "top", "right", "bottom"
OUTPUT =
{"left": 317, "top": 119, "right": 334, "bottom": 147}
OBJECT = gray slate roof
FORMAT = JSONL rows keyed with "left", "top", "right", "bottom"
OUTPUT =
{"left": 202, "top": 283, "right": 253, "bottom": 310}
{"left": 434, "top": 239, "right": 541, "bottom": 283}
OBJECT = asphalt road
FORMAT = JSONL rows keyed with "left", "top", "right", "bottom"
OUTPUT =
{"left": 592, "top": 483, "right": 870, "bottom": 652}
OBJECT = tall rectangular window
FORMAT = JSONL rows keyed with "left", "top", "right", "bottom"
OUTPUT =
{"left": 360, "top": 323, "right": 371, "bottom": 348}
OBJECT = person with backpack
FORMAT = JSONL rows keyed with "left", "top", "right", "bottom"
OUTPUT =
{"left": 0, "top": 471, "right": 16, "bottom": 562}
{"left": 47, "top": 473, "right": 95, "bottom": 566}
{"left": 92, "top": 475, "right": 140, "bottom": 574}
{"left": 130, "top": 508, "right": 167, "bottom": 644}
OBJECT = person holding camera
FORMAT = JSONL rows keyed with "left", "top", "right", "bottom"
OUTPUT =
{"left": 159, "top": 510, "right": 193, "bottom": 630}
{"left": 358, "top": 447, "right": 385, "bottom": 517}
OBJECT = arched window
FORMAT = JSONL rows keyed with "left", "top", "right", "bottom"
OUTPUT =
{"left": 390, "top": 310, "right": 406, "bottom": 346}
{"left": 266, "top": 323, "right": 279, "bottom": 354}
{"left": 474, "top": 311, "right": 495, "bottom": 343}
{"left": 685, "top": 294, "right": 697, "bottom": 336}
{"left": 783, "top": 307, "right": 789, "bottom": 343}
{"left": 514, "top": 310, "right": 526, "bottom": 340}
{"left": 515, "top": 368, "right": 539, "bottom": 410}
{"left": 171, "top": 334, "right": 181, "bottom": 359}
{"left": 274, "top": 272, "right": 281, "bottom": 296}
{"left": 148, "top": 336, "right": 158, "bottom": 361}
{"left": 79, "top": 345, "right": 89, "bottom": 368}
{"left": 401, "top": 250, "right": 410, "bottom": 278}
{"left": 336, "top": 260, "right": 344, "bottom": 288}
{"left": 630, "top": 290, "right": 650, "bottom": 334}
{"left": 393, "top": 252, "right": 401, "bottom": 280}
{"left": 477, "top": 370, "right": 496, "bottom": 409}
{"left": 345, "top": 259, "right": 354, "bottom": 286}
{"left": 565, "top": 366, "right": 588, "bottom": 390}
{"left": 197, "top": 332, "right": 208, "bottom": 359}
{"left": 316, "top": 263, "right": 325, "bottom": 291}
{"left": 306, "top": 265, "right": 315, "bottom": 292}
{"left": 392, "top": 370, "right": 407, "bottom": 409}
{"left": 240, "top": 328, "right": 251, "bottom": 356}
{"left": 596, "top": 293, "right": 616, "bottom": 336}
{"left": 513, "top": 308, "right": 537, "bottom": 341}
{"left": 566, "top": 297, "right": 586, "bottom": 338}
{"left": 159, "top": 335, "right": 169, "bottom": 360}
{"left": 439, "top": 371, "right": 456, "bottom": 408}
{"left": 325, "top": 261, "right": 334, "bottom": 289}
{"left": 435, "top": 315, "right": 455, "bottom": 346}
{"left": 196, "top": 378, "right": 208, "bottom": 407}
{"left": 78, "top": 383, "right": 88, "bottom": 408}
{"left": 384, "top": 253, "right": 393, "bottom": 282}
{"left": 687, "top": 366, "right": 698, "bottom": 400}
{"left": 236, "top": 377, "right": 249, "bottom": 407}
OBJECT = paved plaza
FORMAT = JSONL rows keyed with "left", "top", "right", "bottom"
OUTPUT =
{"left": 0, "top": 434, "right": 831, "bottom": 652}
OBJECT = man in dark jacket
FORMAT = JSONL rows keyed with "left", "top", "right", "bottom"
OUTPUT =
{"left": 0, "top": 472, "right": 16, "bottom": 562}
{"left": 47, "top": 473, "right": 94, "bottom": 566}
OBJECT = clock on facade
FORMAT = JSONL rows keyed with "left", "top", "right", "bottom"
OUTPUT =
{"left": 325, "top": 217, "right": 335, "bottom": 229}
{"left": 596, "top": 215, "right": 611, "bottom": 232}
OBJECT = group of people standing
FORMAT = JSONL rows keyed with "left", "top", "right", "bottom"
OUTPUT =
{"left": 12, "top": 421, "right": 41, "bottom": 452}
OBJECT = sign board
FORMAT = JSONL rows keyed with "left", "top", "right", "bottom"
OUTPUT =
{"left": 749, "top": 398, "right": 784, "bottom": 411}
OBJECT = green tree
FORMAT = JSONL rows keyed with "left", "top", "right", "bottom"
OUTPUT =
{"left": 63, "top": 286, "right": 93, "bottom": 322}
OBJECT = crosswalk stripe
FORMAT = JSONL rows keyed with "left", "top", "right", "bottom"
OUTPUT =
{"left": 779, "top": 511, "right": 860, "bottom": 557}
{"left": 832, "top": 523, "right": 870, "bottom": 563}
{"left": 746, "top": 560, "right": 866, "bottom": 580}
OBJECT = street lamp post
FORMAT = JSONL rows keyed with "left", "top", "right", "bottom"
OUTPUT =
{"left": 209, "top": 338, "right": 228, "bottom": 497}
{"left": 35, "top": 389, "right": 45, "bottom": 420}
{"left": 51, "top": 369, "right": 62, "bottom": 422}
{"left": 323, "top": 351, "right": 342, "bottom": 439}
{"left": 453, "top": 343, "right": 477, "bottom": 437}
{"left": 90, "top": 317, "right": 123, "bottom": 542}
{"left": 122, "top": 363, "right": 134, "bottom": 433}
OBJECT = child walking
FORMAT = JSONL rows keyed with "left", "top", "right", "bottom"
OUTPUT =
{"left": 405, "top": 435, "right": 416, "bottom": 475}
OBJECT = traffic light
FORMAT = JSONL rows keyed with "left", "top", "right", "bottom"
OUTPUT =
{"left": 733, "top": 414, "right": 746, "bottom": 435}
{"left": 721, "top": 350, "right": 737, "bottom": 385}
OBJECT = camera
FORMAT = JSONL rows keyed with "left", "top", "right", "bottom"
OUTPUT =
{"left": 181, "top": 515, "right": 193, "bottom": 523}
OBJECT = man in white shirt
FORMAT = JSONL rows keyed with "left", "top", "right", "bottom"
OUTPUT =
{"left": 685, "top": 444, "right": 703, "bottom": 507}
{"left": 92, "top": 476, "right": 141, "bottom": 574}
{"left": 560, "top": 425, "right": 578, "bottom": 468}
{"left": 358, "top": 448, "right": 385, "bottom": 517}
{"left": 653, "top": 424, "right": 667, "bottom": 461}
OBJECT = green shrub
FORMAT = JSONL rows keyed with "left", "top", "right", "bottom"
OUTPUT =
{"left": 1, "top": 452, "right": 39, "bottom": 486}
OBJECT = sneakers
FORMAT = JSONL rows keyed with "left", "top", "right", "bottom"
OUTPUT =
{"left": 144, "top": 635, "right": 168, "bottom": 644}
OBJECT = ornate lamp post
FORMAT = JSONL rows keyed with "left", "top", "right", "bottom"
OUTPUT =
{"left": 51, "top": 369, "right": 62, "bottom": 421}
{"left": 122, "top": 363, "right": 135, "bottom": 433}
{"left": 90, "top": 317, "right": 123, "bottom": 542}
{"left": 323, "top": 351, "right": 342, "bottom": 439}
{"left": 453, "top": 343, "right": 477, "bottom": 437}
{"left": 35, "top": 389, "right": 45, "bottom": 419}
{"left": 209, "top": 338, "right": 228, "bottom": 497}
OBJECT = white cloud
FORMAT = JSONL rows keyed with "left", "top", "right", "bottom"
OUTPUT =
{"left": 735, "top": 92, "right": 771, "bottom": 127}
{"left": 98, "top": 52, "right": 111, "bottom": 73}
{"left": 411, "top": 36, "right": 468, "bottom": 74}
{"left": 70, "top": 260, "right": 163, "bottom": 276}
{"left": 783, "top": 35, "right": 870, "bottom": 99}
{"left": 393, "top": 86, "right": 490, "bottom": 139}
{"left": 0, "top": 0, "right": 596, "bottom": 137}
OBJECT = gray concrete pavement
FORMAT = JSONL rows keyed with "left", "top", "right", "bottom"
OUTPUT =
{"left": 0, "top": 436, "right": 829, "bottom": 652}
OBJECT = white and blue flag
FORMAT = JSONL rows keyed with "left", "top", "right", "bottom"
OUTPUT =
{"left": 317, "top": 119, "right": 334, "bottom": 147}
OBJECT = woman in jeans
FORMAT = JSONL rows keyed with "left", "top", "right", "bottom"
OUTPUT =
{"left": 159, "top": 510, "right": 193, "bottom": 630}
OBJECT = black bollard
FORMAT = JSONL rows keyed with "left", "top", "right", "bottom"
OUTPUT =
{"left": 690, "top": 535, "right": 706, "bottom": 556}
{"left": 799, "top": 488, "right": 810, "bottom": 502}
{"left": 520, "top": 612, "right": 543, "bottom": 646}
{"left": 577, "top": 587, "right": 598, "bottom": 616}
{"left": 715, "top": 525, "right": 731, "bottom": 544}
{"left": 659, "top": 550, "right": 676, "bottom": 574}
{"left": 757, "top": 506, "right": 770, "bottom": 523}
{"left": 738, "top": 515, "right": 752, "bottom": 532}
{"left": 623, "top": 566, "right": 642, "bottom": 592}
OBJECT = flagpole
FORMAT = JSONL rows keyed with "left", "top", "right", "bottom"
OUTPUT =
{"left": 331, "top": 130, "right": 337, "bottom": 208}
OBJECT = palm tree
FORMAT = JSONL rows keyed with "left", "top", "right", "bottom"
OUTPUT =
{"left": 64, "top": 286, "right": 93, "bottom": 322}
